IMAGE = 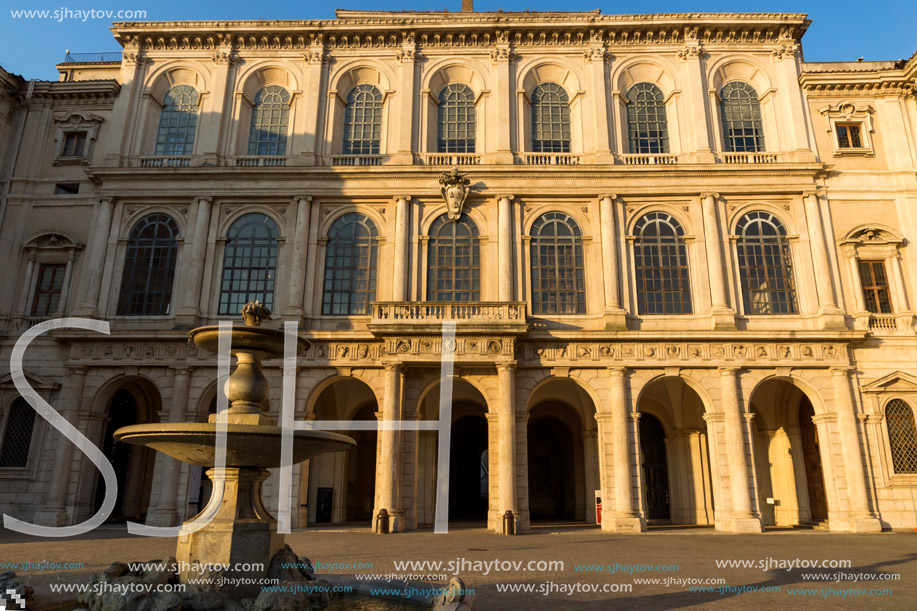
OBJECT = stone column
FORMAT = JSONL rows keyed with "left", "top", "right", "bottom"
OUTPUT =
{"left": 600, "top": 194, "right": 626, "bottom": 328}
{"left": 772, "top": 44, "right": 813, "bottom": 157}
{"left": 497, "top": 364, "right": 518, "bottom": 532}
{"left": 719, "top": 368, "right": 762, "bottom": 532}
{"left": 593, "top": 413, "right": 614, "bottom": 532}
{"left": 299, "top": 48, "right": 326, "bottom": 164}
{"left": 492, "top": 37, "right": 515, "bottom": 163}
{"left": 146, "top": 367, "right": 192, "bottom": 527}
{"left": 831, "top": 368, "right": 882, "bottom": 532}
{"left": 74, "top": 197, "right": 115, "bottom": 316}
{"left": 498, "top": 195, "right": 514, "bottom": 302}
{"left": 284, "top": 196, "right": 312, "bottom": 318}
{"left": 803, "top": 192, "right": 844, "bottom": 327}
{"left": 392, "top": 43, "right": 417, "bottom": 164}
{"left": 677, "top": 43, "right": 715, "bottom": 162}
{"left": 175, "top": 196, "right": 212, "bottom": 326}
{"left": 392, "top": 196, "right": 411, "bottom": 301}
{"left": 702, "top": 192, "right": 735, "bottom": 329}
{"left": 586, "top": 43, "right": 613, "bottom": 163}
{"left": 34, "top": 366, "right": 86, "bottom": 526}
{"left": 375, "top": 364, "right": 404, "bottom": 532}
{"left": 609, "top": 368, "right": 643, "bottom": 532}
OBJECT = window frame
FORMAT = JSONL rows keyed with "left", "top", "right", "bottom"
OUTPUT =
{"left": 528, "top": 211, "right": 587, "bottom": 316}
{"left": 632, "top": 211, "right": 692, "bottom": 315}
{"left": 342, "top": 84, "right": 383, "bottom": 156}
{"left": 52, "top": 111, "right": 103, "bottom": 165}
{"left": 116, "top": 213, "right": 181, "bottom": 317}
{"left": 0, "top": 398, "right": 37, "bottom": 470}
{"left": 31, "top": 263, "right": 67, "bottom": 317}
{"left": 818, "top": 101, "right": 875, "bottom": 157}
{"left": 437, "top": 83, "right": 476, "bottom": 154}
{"left": 858, "top": 260, "right": 893, "bottom": 315}
{"left": 321, "top": 213, "right": 379, "bottom": 316}
{"left": 247, "top": 85, "right": 291, "bottom": 157}
{"left": 218, "top": 213, "right": 281, "bottom": 316}
{"left": 530, "top": 83, "right": 572, "bottom": 154}
{"left": 426, "top": 213, "right": 481, "bottom": 302}
{"left": 625, "top": 83, "right": 670, "bottom": 154}
{"left": 719, "top": 81, "right": 765, "bottom": 153}
{"left": 154, "top": 85, "right": 200, "bottom": 157}
{"left": 734, "top": 211, "right": 799, "bottom": 316}
{"left": 884, "top": 398, "right": 917, "bottom": 475}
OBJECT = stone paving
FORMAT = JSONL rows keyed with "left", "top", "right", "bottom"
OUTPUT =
{"left": 2, "top": 524, "right": 915, "bottom": 610}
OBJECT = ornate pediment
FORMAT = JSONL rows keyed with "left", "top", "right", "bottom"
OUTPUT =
{"left": 860, "top": 371, "right": 917, "bottom": 394}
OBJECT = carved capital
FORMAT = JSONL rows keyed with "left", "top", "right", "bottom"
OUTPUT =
{"left": 194, "top": 195, "right": 213, "bottom": 205}
{"left": 700, "top": 192, "right": 720, "bottom": 201}
{"left": 677, "top": 44, "right": 708, "bottom": 61}
{"left": 394, "top": 195, "right": 412, "bottom": 204}
{"left": 212, "top": 50, "right": 238, "bottom": 65}
{"left": 490, "top": 47, "right": 517, "bottom": 64}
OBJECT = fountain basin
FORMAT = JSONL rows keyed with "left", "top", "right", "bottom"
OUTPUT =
{"left": 113, "top": 423, "right": 354, "bottom": 468}
{"left": 188, "top": 324, "right": 306, "bottom": 358}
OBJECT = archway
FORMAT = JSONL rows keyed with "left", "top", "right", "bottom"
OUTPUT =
{"left": 750, "top": 378, "right": 829, "bottom": 527}
{"left": 639, "top": 413, "right": 670, "bottom": 521}
{"left": 449, "top": 412, "right": 489, "bottom": 520}
{"left": 307, "top": 377, "right": 378, "bottom": 524}
{"left": 92, "top": 382, "right": 160, "bottom": 521}
{"left": 636, "top": 377, "right": 714, "bottom": 526}
{"left": 526, "top": 378, "right": 599, "bottom": 524}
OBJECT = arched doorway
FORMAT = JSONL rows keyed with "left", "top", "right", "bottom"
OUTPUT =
{"left": 307, "top": 378, "right": 378, "bottom": 525}
{"left": 449, "top": 413, "right": 489, "bottom": 520}
{"left": 635, "top": 377, "right": 715, "bottom": 526}
{"left": 527, "top": 414, "right": 576, "bottom": 520}
{"left": 639, "top": 414, "right": 670, "bottom": 521}
{"left": 749, "top": 378, "right": 830, "bottom": 527}
{"left": 92, "top": 384, "right": 159, "bottom": 521}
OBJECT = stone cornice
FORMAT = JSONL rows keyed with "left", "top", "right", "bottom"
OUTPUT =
{"left": 28, "top": 80, "right": 120, "bottom": 105}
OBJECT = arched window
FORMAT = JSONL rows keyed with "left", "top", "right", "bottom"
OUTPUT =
{"left": 343, "top": 84, "right": 382, "bottom": 155}
{"left": 626, "top": 83, "right": 669, "bottom": 154}
{"left": 720, "top": 82, "right": 764, "bottom": 153}
{"left": 322, "top": 213, "right": 378, "bottom": 315}
{"left": 155, "top": 85, "right": 198, "bottom": 156}
{"left": 219, "top": 213, "right": 279, "bottom": 315}
{"left": 117, "top": 214, "right": 179, "bottom": 316}
{"left": 437, "top": 84, "right": 476, "bottom": 153}
{"left": 531, "top": 83, "right": 570, "bottom": 153}
{"left": 0, "top": 398, "right": 36, "bottom": 468}
{"left": 530, "top": 212, "right": 585, "bottom": 315}
{"left": 248, "top": 85, "right": 290, "bottom": 156}
{"left": 633, "top": 212, "right": 691, "bottom": 314}
{"left": 886, "top": 399, "right": 917, "bottom": 474}
{"left": 736, "top": 211, "right": 797, "bottom": 315}
{"left": 427, "top": 213, "right": 479, "bottom": 302}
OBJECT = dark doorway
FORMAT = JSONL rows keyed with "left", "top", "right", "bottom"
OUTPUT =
{"left": 316, "top": 487, "right": 334, "bottom": 523}
{"left": 93, "top": 389, "right": 155, "bottom": 520}
{"left": 345, "top": 404, "right": 377, "bottom": 522}
{"left": 527, "top": 415, "right": 576, "bottom": 520}
{"left": 449, "top": 414, "right": 488, "bottom": 520}
{"left": 639, "top": 413, "right": 671, "bottom": 521}
{"left": 799, "top": 397, "right": 828, "bottom": 520}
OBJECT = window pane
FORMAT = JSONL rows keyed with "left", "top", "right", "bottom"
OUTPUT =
{"left": 531, "top": 83, "right": 571, "bottom": 153}
{"left": 626, "top": 83, "right": 669, "bottom": 154}
{"left": 117, "top": 214, "right": 180, "bottom": 316}
{"left": 530, "top": 212, "right": 586, "bottom": 314}
{"left": 886, "top": 399, "right": 917, "bottom": 473}
{"left": 32, "top": 264, "right": 67, "bottom": 316}
{"left": 219, "top": 213, "right": 279, "bottom": 315}
{"left": 427, "top": 214, "right": 480, "bottom": 302}
{"left": 437, "top": 84, "right": 476, "bottom": 153}
{"left": 155, "top": 85, "right": 198, "bottom": 156}
{"left": 248, "top": 85, "right": 290, "bottom": 156}
{"left": 736, "top": 211, "right": 797, "bottom": 314}
{"left": 322, "top": 213, "right": 378, "bottom": 315}
{"left": 0, "top": 398, "right": 36, "bottom": 468}
{"left": 858, "top": 260, "right": 893, "bottom": 314}
{"left": 343, "top": 85, "right": 382, "bottom": 155}
{"left": 720, "top": 82, "right": 764, "bottom": 153}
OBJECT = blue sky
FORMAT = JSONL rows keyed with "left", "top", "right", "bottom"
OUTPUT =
{"left": 1, "top": 1, "right": 914, "bottom": 80}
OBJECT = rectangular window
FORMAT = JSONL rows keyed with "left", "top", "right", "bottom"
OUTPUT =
{"left": 858, "top": 260, "right": 893, "bottom": 314}
{"left": 61, "top": 132, "right": 87, "bottom": 157}
{"left": 55, "top": 183, "right": 80, "bottom": 194}
{"left": 837, "top": 123, "right": 862, "bottom": 148}
{"left": 32, "top": 264, "right": 66, "bottom": 316}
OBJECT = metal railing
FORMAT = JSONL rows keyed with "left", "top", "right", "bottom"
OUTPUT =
{"left": 331, "top": 155, "right": 383, "bottom": 166}
{"left": 62, "top": 51, "right": 123, "bottom": 63}
{"left": 420, "top": 153, "right": 482, "bottom": 166}
{"left": 521, "top": 153, "right": 581, "bottom": 166}
{"left": 619, "top": 153, "right": 679, "bottom": 165}
{"left": 139, "top": 156, "right": 192, "bottom": 168}
{"left": 234, "top": 156, "right": 287, "bottom": 167}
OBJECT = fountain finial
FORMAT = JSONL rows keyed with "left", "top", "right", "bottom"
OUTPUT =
{"left": 241, "top": 301, "right": 271, "bottom": 327}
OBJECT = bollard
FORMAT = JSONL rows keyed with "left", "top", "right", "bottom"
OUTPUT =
{"left": 375, "top": 508, "right": 390, "bottom": 534}
{"left": 502, "top": 510, "right": 516, "bottom": 535}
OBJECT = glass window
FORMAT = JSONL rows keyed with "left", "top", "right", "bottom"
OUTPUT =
{"left": 437, "top": 84, "right": 476, "bottom": 153}
{"left": 0, "top": 398, "right": 36, "bottom": 468}
{"left": 858, "top": 260, "right": 893, "bottom": 314}
{"left": 32, "top": 264, "right": 67, "bottom": 317}
{"left": 247, "top": 85, "right": 290, "bottom": 156}
{"left": 154, "top": 85, "right": 198, "bottom": 156}
{"left": 886, "top": 399, "right": 917, "bottom": 474}
{"left": 117, "top": 214, "right": 180, "bottom": 316}
{"left": 837, "top": 123, "right": 862, "bottom": 149}
{"left": 343, "top": 84, "right": 382, "bottom": 155}
{"left": 626, "top": 83, "right": 669, "bottom": 154}
{"left": 322, "top": 213, "right": 378, "bottom": 315}
{"left": 219, "top": 213, "right": 279, "bottom": 315}
{"left": 633, "top": 212, "right": 691, "bottom": 314}
{"left": 427, "top": 213, "right": 480, "bottom": 302}
{"left": 531, "top": 83, "right": 570, "bottom": 153}
{"left": 55, "top": 183, "right": 79, "bottom": 195}
{"left": 61, "top": 132, "right": 86, "bottom": 157}
{"left": 736, "top": 211, "right": 797, "bottom": 315}
{"left": 530, "top": 212, "right": 586, "bottom": 315}
{"left": 720, "top": 82, "right": 764, "bottom": 153}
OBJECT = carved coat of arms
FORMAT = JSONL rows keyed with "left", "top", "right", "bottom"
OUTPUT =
{"left": 439, "top": 166, "right": 471, "bottom": 220}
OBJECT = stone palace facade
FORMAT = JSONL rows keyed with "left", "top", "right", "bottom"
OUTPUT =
{"left": 1, "top": 9, "right": 916, "bottom": 534}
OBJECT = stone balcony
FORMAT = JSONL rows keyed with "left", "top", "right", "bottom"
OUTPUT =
{"left": 368, "top": 301, "right": 528, "bottom": 336}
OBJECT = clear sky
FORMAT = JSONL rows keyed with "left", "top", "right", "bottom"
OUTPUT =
{"left": 1, "top": 1, "right": 914, "bottom": 80}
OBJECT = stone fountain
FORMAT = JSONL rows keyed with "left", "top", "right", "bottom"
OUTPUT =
{"left": 113, "top": 302, "right": 355, "bottom": 597}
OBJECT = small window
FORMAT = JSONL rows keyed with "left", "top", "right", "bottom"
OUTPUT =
{"left": 0, "top": 398, "right": 36, "bottom": 468}
{"left": 32, "top": 264, "right": 66, "bottom": 317}
{"left": 886, "top": 399, "right": 917, "bottom": 474}
{"left": 836, "top": 123, "right": 862, "bottom": 149}
{"left": 61, "top": 132, "right": 87, "bottom": 157}
{"left": 858, "top": 260, "right": 893, "bottom": 314}
{"left": 55, "top": 183, "right": 80, "bottom": 195}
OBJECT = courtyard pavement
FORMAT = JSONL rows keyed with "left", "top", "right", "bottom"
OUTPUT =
{"left": 1, "top": 523, "right": 915, "bottom": 610}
